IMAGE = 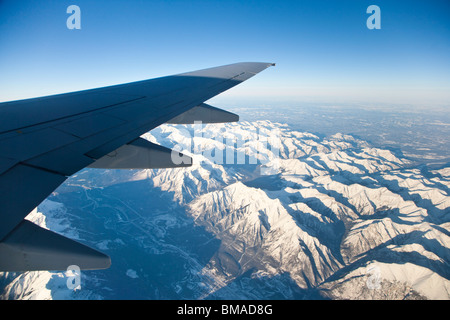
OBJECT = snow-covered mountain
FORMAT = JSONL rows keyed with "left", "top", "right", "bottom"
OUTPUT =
{"left": 1, "top": 120, "right": 449, "bottom": 300}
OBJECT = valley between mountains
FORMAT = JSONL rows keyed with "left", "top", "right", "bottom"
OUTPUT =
{"left": 1, "top": 121, "right": 449, "bottom": 299}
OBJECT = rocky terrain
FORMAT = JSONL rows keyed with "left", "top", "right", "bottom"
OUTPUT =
{"left": 1, "top": 120, "right": 448, "bottom": 300}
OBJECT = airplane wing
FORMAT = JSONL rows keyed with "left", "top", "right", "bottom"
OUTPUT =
{"left": 0, "top": 62, "right": 274, "bottom": 271}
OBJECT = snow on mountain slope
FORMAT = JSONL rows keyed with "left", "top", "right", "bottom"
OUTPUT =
{"left": 165, "top": 121, "right": 448, "bottom": 299}
{"left": 1, "top": 120, "right": 449, "bottom": 300}
{"left": 132, "top": 155, "right": 235, "bottom": 204}
{"left": 1, "top": 201, "right": 101, "bottom": 300}
{"left": 320, "top": 261, "right": 449, "bottom": 300}
{"left": 189, "top": 181, "right": 343, "bottom": 289}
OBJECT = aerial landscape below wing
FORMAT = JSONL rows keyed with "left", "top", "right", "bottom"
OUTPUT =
{"left": 0, "top": 62, "right": 275, "bottom": 271}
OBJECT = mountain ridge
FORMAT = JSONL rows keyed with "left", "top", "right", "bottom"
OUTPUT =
{"left": 1, "top": 120, "right": 448, "bottom": 300}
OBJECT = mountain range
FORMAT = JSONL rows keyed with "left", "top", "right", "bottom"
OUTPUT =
{"left": 1, "top": 120, "right": 448, "bottom": 300}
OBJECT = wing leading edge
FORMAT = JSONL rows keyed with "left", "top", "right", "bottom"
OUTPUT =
{"left": 0, "top": 62, "right": 274, "bottom": 271}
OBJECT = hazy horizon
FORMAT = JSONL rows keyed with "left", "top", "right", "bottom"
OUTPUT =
{"left": 1, "top": 0, "right": 449, "bottom": 105}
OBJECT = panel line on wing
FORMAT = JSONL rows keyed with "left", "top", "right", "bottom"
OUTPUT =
{"left": 0, "top": 96, "right": 146, "bottom": 135}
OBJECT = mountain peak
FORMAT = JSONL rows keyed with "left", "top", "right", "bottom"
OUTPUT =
{"left": 2, "top": 120, "right": 449, "bottom": 300}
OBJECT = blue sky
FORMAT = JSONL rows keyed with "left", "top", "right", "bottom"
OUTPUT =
{"left": 1, "top": 0, "right": 449, "bottom": 106}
